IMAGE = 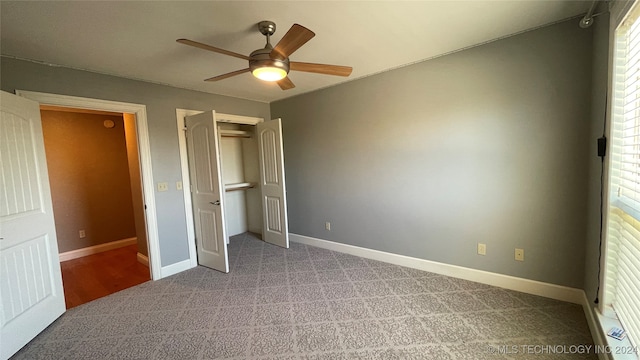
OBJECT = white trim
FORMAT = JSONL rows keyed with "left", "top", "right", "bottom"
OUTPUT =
{"left": 59, "top": 237, "right": 137, "bottom": 262}
{"left": 290, "top": 233, "right": 585, "bottom": 304}
{"left": 160, "top": 258, "right": 194, "bottom": 278}
{"left": 137, "top": 252, "right": 149, "bottom": 267}
{"left": 599, "top": 0, "right": 617, "bottom": 316}
{"left": 581, "top": 293, "right": 611, "bottom": 360}
{"left": 611, "top": 0, "right": 636, "bottom": 29}
{"left": 16, "top": 90, "right": 161, "bottom": 280}
{"left": 581, "top": 296, "right": 638, "bottom": 360}
{"left": 595, "top": 311, "right": 639, "bottom": 360}
{"left": 176, "top": 109, "right": 202, "bottom": 269}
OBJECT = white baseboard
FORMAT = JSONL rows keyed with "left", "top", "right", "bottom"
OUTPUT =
{"left": 290, "top": 233, "right": 585, "bottom": 304}
{"left": 59, "top": 237, "right": 137, "bottom": 262}
{"left": 160, "top": 258, "right": 195, "bottom": 278}
{"left": 137, "top": 252, "right": 149, "bottom": 267}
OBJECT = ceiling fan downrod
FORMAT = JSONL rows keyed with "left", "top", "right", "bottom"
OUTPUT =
{"left": 258, "top": 20, "right": 276, "bottom": 49}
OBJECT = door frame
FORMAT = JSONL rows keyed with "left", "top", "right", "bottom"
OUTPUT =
{"left": 17, "top": 90, "right": 162, "bottom": 280}
{"left": 175, "top": 109, "right": 263, "bottom": 267}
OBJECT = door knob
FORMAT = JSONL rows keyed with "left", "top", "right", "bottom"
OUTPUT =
{"left": 210, "top": 200, "right": 220, "bottom": 205}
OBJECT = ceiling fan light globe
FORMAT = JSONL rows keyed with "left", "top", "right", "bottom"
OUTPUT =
{"left": 252, "top": 67, "right": 287, "bottom": 82}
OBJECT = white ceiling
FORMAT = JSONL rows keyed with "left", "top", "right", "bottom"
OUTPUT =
{"left": 1, "top": 1, "right": 592, "bottom": 103}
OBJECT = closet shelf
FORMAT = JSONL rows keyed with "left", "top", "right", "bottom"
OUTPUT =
{"left": 225, "top": 182, "right": 256, "bottom": 192}
{"left": 219, "top": 129, "right": 252, "bottom": 138}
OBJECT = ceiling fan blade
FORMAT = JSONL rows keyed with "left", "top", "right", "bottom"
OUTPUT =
{"left": 277, "top": 77, "right": 295, "bottom": 90}
{"left": 270, "top": 24, "right": 315, "bottom": 59}
{"left": 290, "top": 62, "right": 353, "bottom": 77}
{"left": 177, "top": 39, "right": 250, "bottom": 61}
{"left": 204, "top": 68, "right": 250, "bottom": 82}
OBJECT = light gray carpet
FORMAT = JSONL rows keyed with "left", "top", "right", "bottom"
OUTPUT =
{"left": 12, "top": 233, "right": 596, "bottom": 359}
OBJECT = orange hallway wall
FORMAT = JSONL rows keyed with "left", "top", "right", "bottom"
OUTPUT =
{"left": 123, "top": 113, "right": 148, "bottom": 256}
{"left": 41, "top": 110, "right": 136, "bottom": 253}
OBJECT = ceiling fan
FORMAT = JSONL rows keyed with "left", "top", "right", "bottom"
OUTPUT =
{"left": 177, "top": 21, "right": 353, "bottom": 90}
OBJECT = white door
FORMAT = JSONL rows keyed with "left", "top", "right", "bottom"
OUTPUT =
{"left": 0, "top": 91, "right": 66, "bottom": 360}
{"left": 185, "top": 111, "right": 229, "bottom": 272}
{"left": 257, "top": 118, "right": 289, "bottom": 248}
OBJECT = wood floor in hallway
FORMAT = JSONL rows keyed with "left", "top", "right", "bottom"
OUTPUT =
{"left": 60, "top": 244, "right": 150, "bottom": 309}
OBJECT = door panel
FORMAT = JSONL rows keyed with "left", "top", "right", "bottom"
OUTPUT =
{"left": 199, "top": 209, "right": 219, "bottom": 253}
{"left": 261, "top": 130, "right": 279, "bottom": 184}
{"left": 185, "top": 111, "right": 228, "bottom": 272}
{"left": 257, "top": 118, "right": 289, "bottom": 248}
{"left": 0, "top": 91, "right": 66, "bottom": 360}
{"left": 265, "top": 196, "right": 283, "bottom": 233}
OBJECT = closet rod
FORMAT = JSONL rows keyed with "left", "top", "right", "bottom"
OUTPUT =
{"left": 220, "top": 134, "right": 252, "bottom": 139}
{"left": 219, "top": 129, "right": 252, "bottom": 138}
{"left": 225, "top": 183, "right": 256, "bottom": 192}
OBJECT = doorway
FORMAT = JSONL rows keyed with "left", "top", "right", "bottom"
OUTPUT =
{"left": 16, "top": 90, "right": 162, "bottom": 281}
{"left": 1, "top": 90, "right": 162, "bottom": 358}
{"left": 177, "top": 109, "right": 290, "bottom": 273}
{"left": 39, "top": 106, "right": 150, "bottom": 308}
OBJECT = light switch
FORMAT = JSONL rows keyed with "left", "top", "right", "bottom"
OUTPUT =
{"left": 158, "top": 182, "right": 169, "bottom": 192}
{"left": 176, "top": 181, "right": 183, "bottom": 190}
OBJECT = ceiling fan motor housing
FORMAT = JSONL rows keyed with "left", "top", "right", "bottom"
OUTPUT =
{"left": 249, "top": 47, "right": 290, "bottom": 74}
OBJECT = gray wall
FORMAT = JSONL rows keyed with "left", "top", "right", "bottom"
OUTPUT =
{"left": 1, "top": 57, "right": 270, "bottom": 267}
{"left": 272, "top": 19, "right": 593, "bottom": 288}
{"left": 584, "top": 13, "right": 610, "bottom": 303}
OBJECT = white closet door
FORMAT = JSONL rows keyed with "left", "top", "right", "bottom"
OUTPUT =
{"left": 257, "top": 118, "right": 289, "bottom": 248}
{"left": 185, "top": 111, "right": 229, "bottom": 273}
{"left": 0, "top": 91, "right": 66, "bottom": 360}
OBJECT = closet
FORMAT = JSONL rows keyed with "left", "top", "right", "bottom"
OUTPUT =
{"left": 184, "top": 111, "right": 289, "bottom": 273}
{"left": 218, "top": 121, "right": 262, "bottom": 239}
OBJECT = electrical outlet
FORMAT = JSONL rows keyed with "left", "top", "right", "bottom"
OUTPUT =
{"left": 325, "top": 222, "right": 331, "bottom": 231}
{"left": 515, "top": 248, "right": 524, "bottom": 261}
{"left": 79, "top": 230, "right": 86, "bottom": 238}
{"left": 157, "top": 182, "right": 169, "bottom": 192}
{"left": 477, "top": 243, "right": 486, "bottom": 255}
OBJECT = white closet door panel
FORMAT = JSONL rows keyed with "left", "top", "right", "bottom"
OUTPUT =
{"left": 257, "top": 118, "right": 289, "bottom": 248}
{"left": 0, "top": 91, "right": 65, "bottom": 360}
{"left": 185, "top": 111, "right": 228, "bottom": 273}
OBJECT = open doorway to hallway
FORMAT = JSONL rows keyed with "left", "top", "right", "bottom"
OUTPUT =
{"left": 40, "top": 106, "right": 150, "bottom": 308}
